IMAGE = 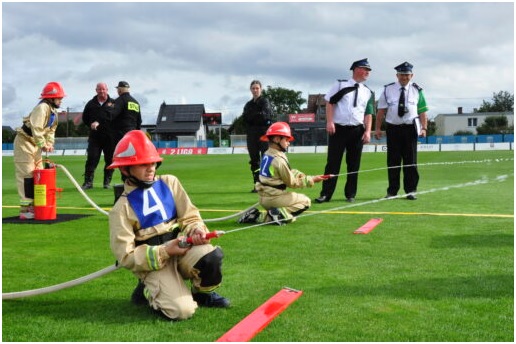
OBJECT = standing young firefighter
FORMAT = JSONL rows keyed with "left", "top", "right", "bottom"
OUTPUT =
{"left": 239, "top": 122, "right": 328, "bottom": 225}
{"left": 108, "top": 130, "right": 230, "bottom": 321}
{"left": 13, "top": 81, "right": 65, "bottom": 219}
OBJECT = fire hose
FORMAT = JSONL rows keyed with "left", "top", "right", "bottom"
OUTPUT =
{"left": 2, "top": 163, "right": 254, "bottom": 300}
{"left": 5, "top": 160, "right": 509, "bottom": 299}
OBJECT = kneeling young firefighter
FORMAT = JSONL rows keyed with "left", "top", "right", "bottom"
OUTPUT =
{"left": 108, "top": 130, "right": 230, "bottom": 321}
{"left": 239, "top": 122, "right": 329, "bottom": 225}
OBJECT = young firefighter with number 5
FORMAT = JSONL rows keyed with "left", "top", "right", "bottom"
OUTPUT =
{"left": 108, "top": 130, "right": 230, "bottom": 321}
{"left": 239, "top": 122, "right": 329, "bottom": 225}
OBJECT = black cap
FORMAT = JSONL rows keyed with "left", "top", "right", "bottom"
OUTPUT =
{"left": 395, "top": 62, "right": 413, "bottom": 74}
{"left": 116, "top": 81, "right": 130, "bottom": 88}
{"left": 350, "top": 58, "right": 372, "bottom": 71}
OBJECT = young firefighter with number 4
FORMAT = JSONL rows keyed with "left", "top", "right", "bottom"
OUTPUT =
{"left": 239, "top": 122, "right": 329, "bottom": 225}
{"left": 108, "top": 130, "right": 229, "bottom": 321}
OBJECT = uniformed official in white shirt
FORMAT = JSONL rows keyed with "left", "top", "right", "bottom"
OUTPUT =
{"left": 375, "top": 61, "right": 429, "bottom": 200}
{"left": 316, "top": 58, "right": 375, "bottom": 204}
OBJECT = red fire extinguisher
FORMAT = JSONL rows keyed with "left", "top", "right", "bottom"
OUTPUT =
{"left": 33, "top": 161, "right": 62, "bottom": 220}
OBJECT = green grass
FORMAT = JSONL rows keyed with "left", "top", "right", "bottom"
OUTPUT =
{"left": 2, "top": 150, "right": 514, "bottom": 342}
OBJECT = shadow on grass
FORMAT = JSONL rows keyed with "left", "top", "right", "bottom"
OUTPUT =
{"left": 430, "top": 233, "right": 514, "bottom": 248}
{"left": 312, "top": 273, "right": 513, "bottom": 300}
{"left": 2, "top": 296, "right": 167, "bottom": 324}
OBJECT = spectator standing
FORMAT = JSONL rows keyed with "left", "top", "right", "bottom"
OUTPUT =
{"left": 13, "top": 82, "right": 65, "bottom": 219}
{"left": 238, "top": 122, "right": 329, "bottom": 225}
{"left": 108, "top": 130, "right": 230, "bottom": 321}
{"left": 315, "top": 58, "right": 375, "bottom": 204}
{"left": 374, "top": 62, "right": 428, "bottom": 200}
{"left": 111, "top": 81, "right": 142, "bottom": 147}
{"left": 81, "top": 82, "right": 116, "bottom": 189}
{"left": 242, "top": 80, "right": 274, "bottom": 192}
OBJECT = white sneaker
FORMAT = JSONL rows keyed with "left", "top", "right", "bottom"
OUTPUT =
{"left": 20, "top": 211, "right": 35, "bottom": 220}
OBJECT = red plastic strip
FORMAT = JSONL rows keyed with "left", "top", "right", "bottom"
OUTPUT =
{"left": 353, "top": 218, "right": 383, "bottom": 234}
{"left": 216, "top": 287, "right": 303, "bottom": 342}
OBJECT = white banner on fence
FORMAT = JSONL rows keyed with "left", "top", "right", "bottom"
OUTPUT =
{"left": 475, "top": 142, "right": 511, "bottom": 151}
{"left": 417, "top": 144, "right": 440, "bottom": 152}
{"left": 362, "top": 144, "right": 376, "bottom": 153}
{"left": 208, "top": 147, "right": 234, "bottom": 154}
{"left": 64, "top": 149, "right": 87, "bottom": 156}
{"left": 315, "top": 146, "right": 328, "bottom": 154}
{"left": 288, "top": 146, "right": 316, "bottom": 153}
{"left": 440, "top": 143, "right": 475, "bottom": 151}
{"left": 232, "top": 147, "right": 248, "bottom": 154}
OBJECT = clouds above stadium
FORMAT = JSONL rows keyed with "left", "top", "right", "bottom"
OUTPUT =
{"left": 2, "top": 2, "right": 514, "bottom": 128}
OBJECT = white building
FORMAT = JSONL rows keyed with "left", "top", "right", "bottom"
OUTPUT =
{"left": 433, "top": 108, "right": 514, "bottom": 136}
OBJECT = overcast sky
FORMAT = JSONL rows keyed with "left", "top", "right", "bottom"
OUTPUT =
{"left": 2, "top": 2, "right": 514, "bottom": 129}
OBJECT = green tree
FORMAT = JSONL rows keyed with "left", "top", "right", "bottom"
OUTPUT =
{"left": 262, "top": 86, "right": 306, "bottom": 121}
{"left": 2, "top": 128, "right": 16, "bottom": 143}
{"left": 476, "top": 115, "right": 513, "bottom": 135}
{"left": 453, "top": 130, "right": 474, "bottom": 136}
{"left": 476, "top": 91, "right": 514, "bottom": 112}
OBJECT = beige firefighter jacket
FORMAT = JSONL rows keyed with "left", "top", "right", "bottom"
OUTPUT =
{"left": 256, "top": 147, "right": 316, "bottom": 196}
{"left": 109, "top": 174, "right": 209, "bottom": 273}
{"left": 16, "top": 101, "right": 58, "bottom": 148}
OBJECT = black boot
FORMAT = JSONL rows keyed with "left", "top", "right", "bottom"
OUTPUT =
{"left": 131, "top": 280, "right": 147, "bottom": 306}
{"left": 103, "top": 170, "right": 113, "bottom": 189}
{"left": 251, "top": 170, "right": 259, "bottom": 193}
{"left": 82, "top": 172, "right": 94, "bottom": 190}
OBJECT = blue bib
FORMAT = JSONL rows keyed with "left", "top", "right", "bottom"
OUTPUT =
{"left": 47, "top": 113, "right": 56, "bottom": 127}
{"left": 259, "top": 155, "right": 274, "bottom": 178}
{"left": 127, "top": 180, "right": 177, "bottom": 228}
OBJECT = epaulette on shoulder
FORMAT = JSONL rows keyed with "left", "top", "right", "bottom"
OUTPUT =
{"left": 412, "top": 82, "right": 423, "bottom": 91}
{"left": 384, "top": 82, "right": 395, "bottom": 88}
{"left": 337, "top": 79, "right": 348, "bottom": 82}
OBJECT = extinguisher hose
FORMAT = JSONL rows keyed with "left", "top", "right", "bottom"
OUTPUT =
{"left": 57, "top": 163, "right": 259, "bottom": 221}
{"left": 56, "top": 164, "right": 110, "bottom": 216}
{"left": 2, "top": 264, "right": 120, "bottom": 300}
{"left": 1, "top": 165, "right": 259, "bottom": 299}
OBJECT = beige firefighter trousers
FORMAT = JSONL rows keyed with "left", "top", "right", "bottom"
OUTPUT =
{"left": 14, "top": 134, "right": 43, "bottom": 204}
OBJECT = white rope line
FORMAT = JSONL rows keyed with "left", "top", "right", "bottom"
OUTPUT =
{"left": 3, "top": 158, "right": 511, "bottom": 300}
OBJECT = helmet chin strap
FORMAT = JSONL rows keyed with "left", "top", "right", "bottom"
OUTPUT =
{"left": 124, "top": 162, "right": 162, "bottom": 189}
{"left": 271, "top": 139, "right": 287, "bottom": 153}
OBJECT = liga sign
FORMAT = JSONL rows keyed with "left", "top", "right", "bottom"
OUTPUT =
{"left": 289, "top": 113, "right": 315, "bottom": 123}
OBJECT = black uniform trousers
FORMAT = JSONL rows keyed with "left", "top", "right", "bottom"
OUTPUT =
{"left": 85, "top": 132, "right": 114, "bottom": 178}
{"left": 385, "top": 123, "right": 419, "bottom": 195}
{"left": 247, "top": 127, "right": 268, "bottom": 175}
{"left": 320, "top": 124, "right": 365, "bottom": 200}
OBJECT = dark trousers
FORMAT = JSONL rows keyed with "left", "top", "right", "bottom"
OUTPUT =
{"left": 247, "top": 129, "right": 268, "bottom": 174}
{"left": 84, "top": 134, "right": 114, "bottom": 179}
{"left": 385, "top": 124, "right": 419, "bottom": 195}
{"left": 320, "top": 124, "right": 365, "bottom": 199}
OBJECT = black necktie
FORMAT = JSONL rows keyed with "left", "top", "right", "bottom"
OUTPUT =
{"left": 353, "top": 83, "right": 359, "bottom": 107}
{"left": 398, "top": 87, "right": 405, "bottom": 117}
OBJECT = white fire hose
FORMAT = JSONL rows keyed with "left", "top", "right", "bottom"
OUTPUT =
{"left": 2, "top": 164, "right": 259, "bottom": 300}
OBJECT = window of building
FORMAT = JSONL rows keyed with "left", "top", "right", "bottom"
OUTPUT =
{"left": 467, "top": 118, "right": 478, "bottom": 127}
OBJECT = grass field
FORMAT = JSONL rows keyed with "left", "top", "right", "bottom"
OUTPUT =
{"left": 2, "top": 150, "right": 514, "bottom": 342}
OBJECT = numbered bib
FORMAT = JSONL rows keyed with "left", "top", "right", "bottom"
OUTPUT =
{"left": 259, "top": 155, "right": 274, "bottom": 178}
{"left": 127, "top": 180, "right": 177, "bottom": 228}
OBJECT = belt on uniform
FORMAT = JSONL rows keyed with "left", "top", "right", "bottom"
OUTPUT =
{"left": 135, "top": 227, "right": 180, "bottom": 247}
{"left": 22, "top": 124, "right": 33, "bottom": 137}
{"left": 387, "top": 123, "right": 413, "bottom": 127}
{"left": 259, "top": 182, "right": 287, "bottom": 190}
{"left": 335, "top": 124, "right": 361, "bottom": 128}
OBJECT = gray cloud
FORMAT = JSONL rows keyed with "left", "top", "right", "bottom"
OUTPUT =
{"left": 2, "top": 2, "right": 514, "bottom": 128}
